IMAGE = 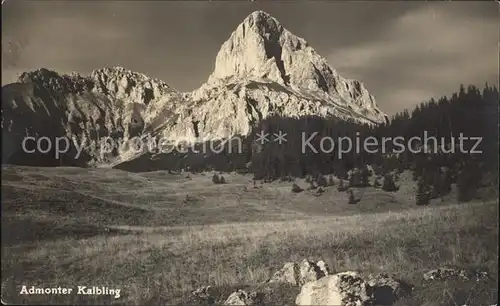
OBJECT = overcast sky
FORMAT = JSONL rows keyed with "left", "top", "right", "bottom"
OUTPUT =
{"left": 2, "top": 1, "right": 498, "bottom": 115}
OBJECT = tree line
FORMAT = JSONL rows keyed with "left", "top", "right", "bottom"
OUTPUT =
{"left": 124, "top": 83, "right": 499, "bottom": 204}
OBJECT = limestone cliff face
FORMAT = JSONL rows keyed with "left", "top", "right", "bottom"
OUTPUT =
{"left": 1, "top": 11, "right": 388, "bottom": 167}
{"left": 205, "top": 11, "right": 386, "bottom": 123}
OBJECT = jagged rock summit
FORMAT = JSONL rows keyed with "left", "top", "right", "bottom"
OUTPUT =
{"left": 188, "top": 10, "right": 387, "bottom": 140}
{"left": 205, "top": 11, "right": 387, "bottom": 122}
{"left": 2, "top": 11, "right": 388, "bottom": 167}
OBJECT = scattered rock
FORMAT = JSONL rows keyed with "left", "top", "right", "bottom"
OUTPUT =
{"left": 268, "top": 262, "right": 300, "bottom": 285}
{"left": 299, "top": 259, "right": 328, "bottom": 285}
{"left": 366, "top": 273, "right": 413, "bottom": 305}
{"left": 296, "top": 271, "right": 369, "bottom": 306}
{"left": 316, "top": 260, "right": 330, "bottom": 277}
{"left": 292, "top": 183, "right": 304, "bottom": 193}
{"left": 191, "top": 285, "right": 215, "bottom": 303}
{"left": 296, "top": 271, "right": 412, "bottom": 306}
{"left": 473, "top": 269, "right": 490, "bottom": 282}
{"left": 424, "top": 267, "right": 490, "bottom": 282}
{"left": 224, "top": 289, "right": 262, "bottom": 305}
{"left": 280, "top": 176, "right": 294, "bottom": 182}
{"left": 423, "top": 266, "right": 470, "bottom": 281}
{"left": 316, "top": 175, "right": 328, "bottom": 187}
{"left": 183, "top": 195, "right": 197, "bottom": 204}
{"left": 315, "top": 186, "right": 325, "bottom": 196}
{"left": 307, "top": 181, "right": 318, "bottom": 191}
{"left": 268, "top": 259, "right": 329, "bottom": 286}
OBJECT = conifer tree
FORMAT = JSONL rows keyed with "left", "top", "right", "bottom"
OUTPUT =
{"left": 337, "top": 179, "right": 348, "bottom": 192}
{"left": 348, "top": 189, "right": 357, "bottom": 204}
{"left": 416, "top": 177, "right": 431, "bottom": 205}
{"left": 212, "top": 173, "right": 220, "bottom": 184}
{"left": 328, "top": 175, "right": 335, "bottom": 186}
{"left": 382, "top": 173, "right": 398, "bottom": 192}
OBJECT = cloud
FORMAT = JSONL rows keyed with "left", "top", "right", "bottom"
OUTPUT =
{"left": 327, "top": 3, "right": 498, "bottom": 115}
{"left": 1, "top": 10, "right": 135, "bottom": 84}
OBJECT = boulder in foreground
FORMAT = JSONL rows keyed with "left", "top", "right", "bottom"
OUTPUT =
{"left": 268, "top": 259, "right": 330, "bottom": 286}
{"left": 224, "top": 289, "right": 263, "bottom": 305}
{"left": 295, "top": 271, "right": 412, "bottom": 306}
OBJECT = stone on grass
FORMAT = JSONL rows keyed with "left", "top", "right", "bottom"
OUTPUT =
{"left": 268, "top": 262, "right": 300, "bottom": 285}
{"left": 268, "top": 259, "right": 329, "bottom": 286}
{"left": 423, "top": 266, "right": 470, "bottom": 281}
{"left": 296, "top": 271, "right": 412, "bottom": 306}
{"left": 316, "top": 260, "right": 330, "bottom": 277}
{"left": 224, "top": 289, "right": 262, "bottom": 305}
{"left": 191, "top": 285, "right": 215, "bottom": 303}
{"left": 296, "top": 271, "right": 369, "bottom": 306}
{"left": 299, "top": 259, "right": 328, "bottom": 285}
{"left": 366, "top": 273, "right": 413, "bottom": 305}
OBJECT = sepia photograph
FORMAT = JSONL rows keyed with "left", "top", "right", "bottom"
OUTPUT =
{"left": 1, "top": 1, "right": 498, "bottom": 305}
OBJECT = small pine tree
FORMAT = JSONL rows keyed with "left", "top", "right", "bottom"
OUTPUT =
{"left": 219, "top": 175, "right": 226, "bottom": 184}
{"left": 382, "top": 174, "right": 398, "bottom": 192}
{"left": 360, "top": 165, "right": 370, "bottom": 187}
{"left": 337, "top": 179, "right": 348, "bottom": 192}
{"left": 431, "top": 169, "right": 445, "bottom": 199}
{"left": 457, "top": 161, "right": 482, "bottom": 203}
{"left": 349, "top": 169, "right": 360, "bottom": 187}
{"left": 348, "top": 189, "right": 357, "bottom": 204}
{"left": 212, "top": 173, "right": 220, "bottom": 184}
{"left": 442, "top": 168, "right": 452, "bottom": 194}
{"left": 457, "top": 170, "right": 471, "bottom": 202}
{"left": 416, "top": 177, "right": 431, "bottom": 205}
{"left": 328, "top": 175, "right": 335, "bottom": 186}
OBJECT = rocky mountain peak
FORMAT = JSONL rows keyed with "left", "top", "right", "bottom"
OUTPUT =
{"left": 17, "top": 66, "right": 174, "bottom": 106}
{"left": 241, "top": 10, "right": 284, "bottom": 37}
{"left": 90, "top": 66, "right": 173, "bottom": 105}
{"left": 18, "top": 68, "right": 93, "bottom": 94}
{"left": 206, "top": 11, "right": 387, "bottom": 123}
{"left": 3, "top": 11, "right": 389, "bottom": 167}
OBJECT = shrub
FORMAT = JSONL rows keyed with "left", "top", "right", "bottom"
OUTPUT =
{"left": 348, "top": 166, "right": 370, "bottom": 187}
{"left": 316, "top": 175, "right": 328, "bottom": 187}
{"left": 416, "top": 177, "right": 431, "bottom": 206}
{"left": 291, "top": 183, "right": 303, "bottom": 193}
{"left": 212, "top": 173, "right": 220, "bottom": 184}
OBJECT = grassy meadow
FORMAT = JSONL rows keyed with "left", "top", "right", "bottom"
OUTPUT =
{"left": 1, "top": 166, "right": 498, "bottom": 305}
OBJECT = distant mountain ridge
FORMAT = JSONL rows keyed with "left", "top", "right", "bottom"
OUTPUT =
{"left": 1, "top": 11, "right": 388, "bottom": 167}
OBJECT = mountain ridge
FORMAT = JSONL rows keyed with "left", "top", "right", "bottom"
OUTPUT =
{"left": 2, "top": 10, "right": 388, "bottom": 167}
